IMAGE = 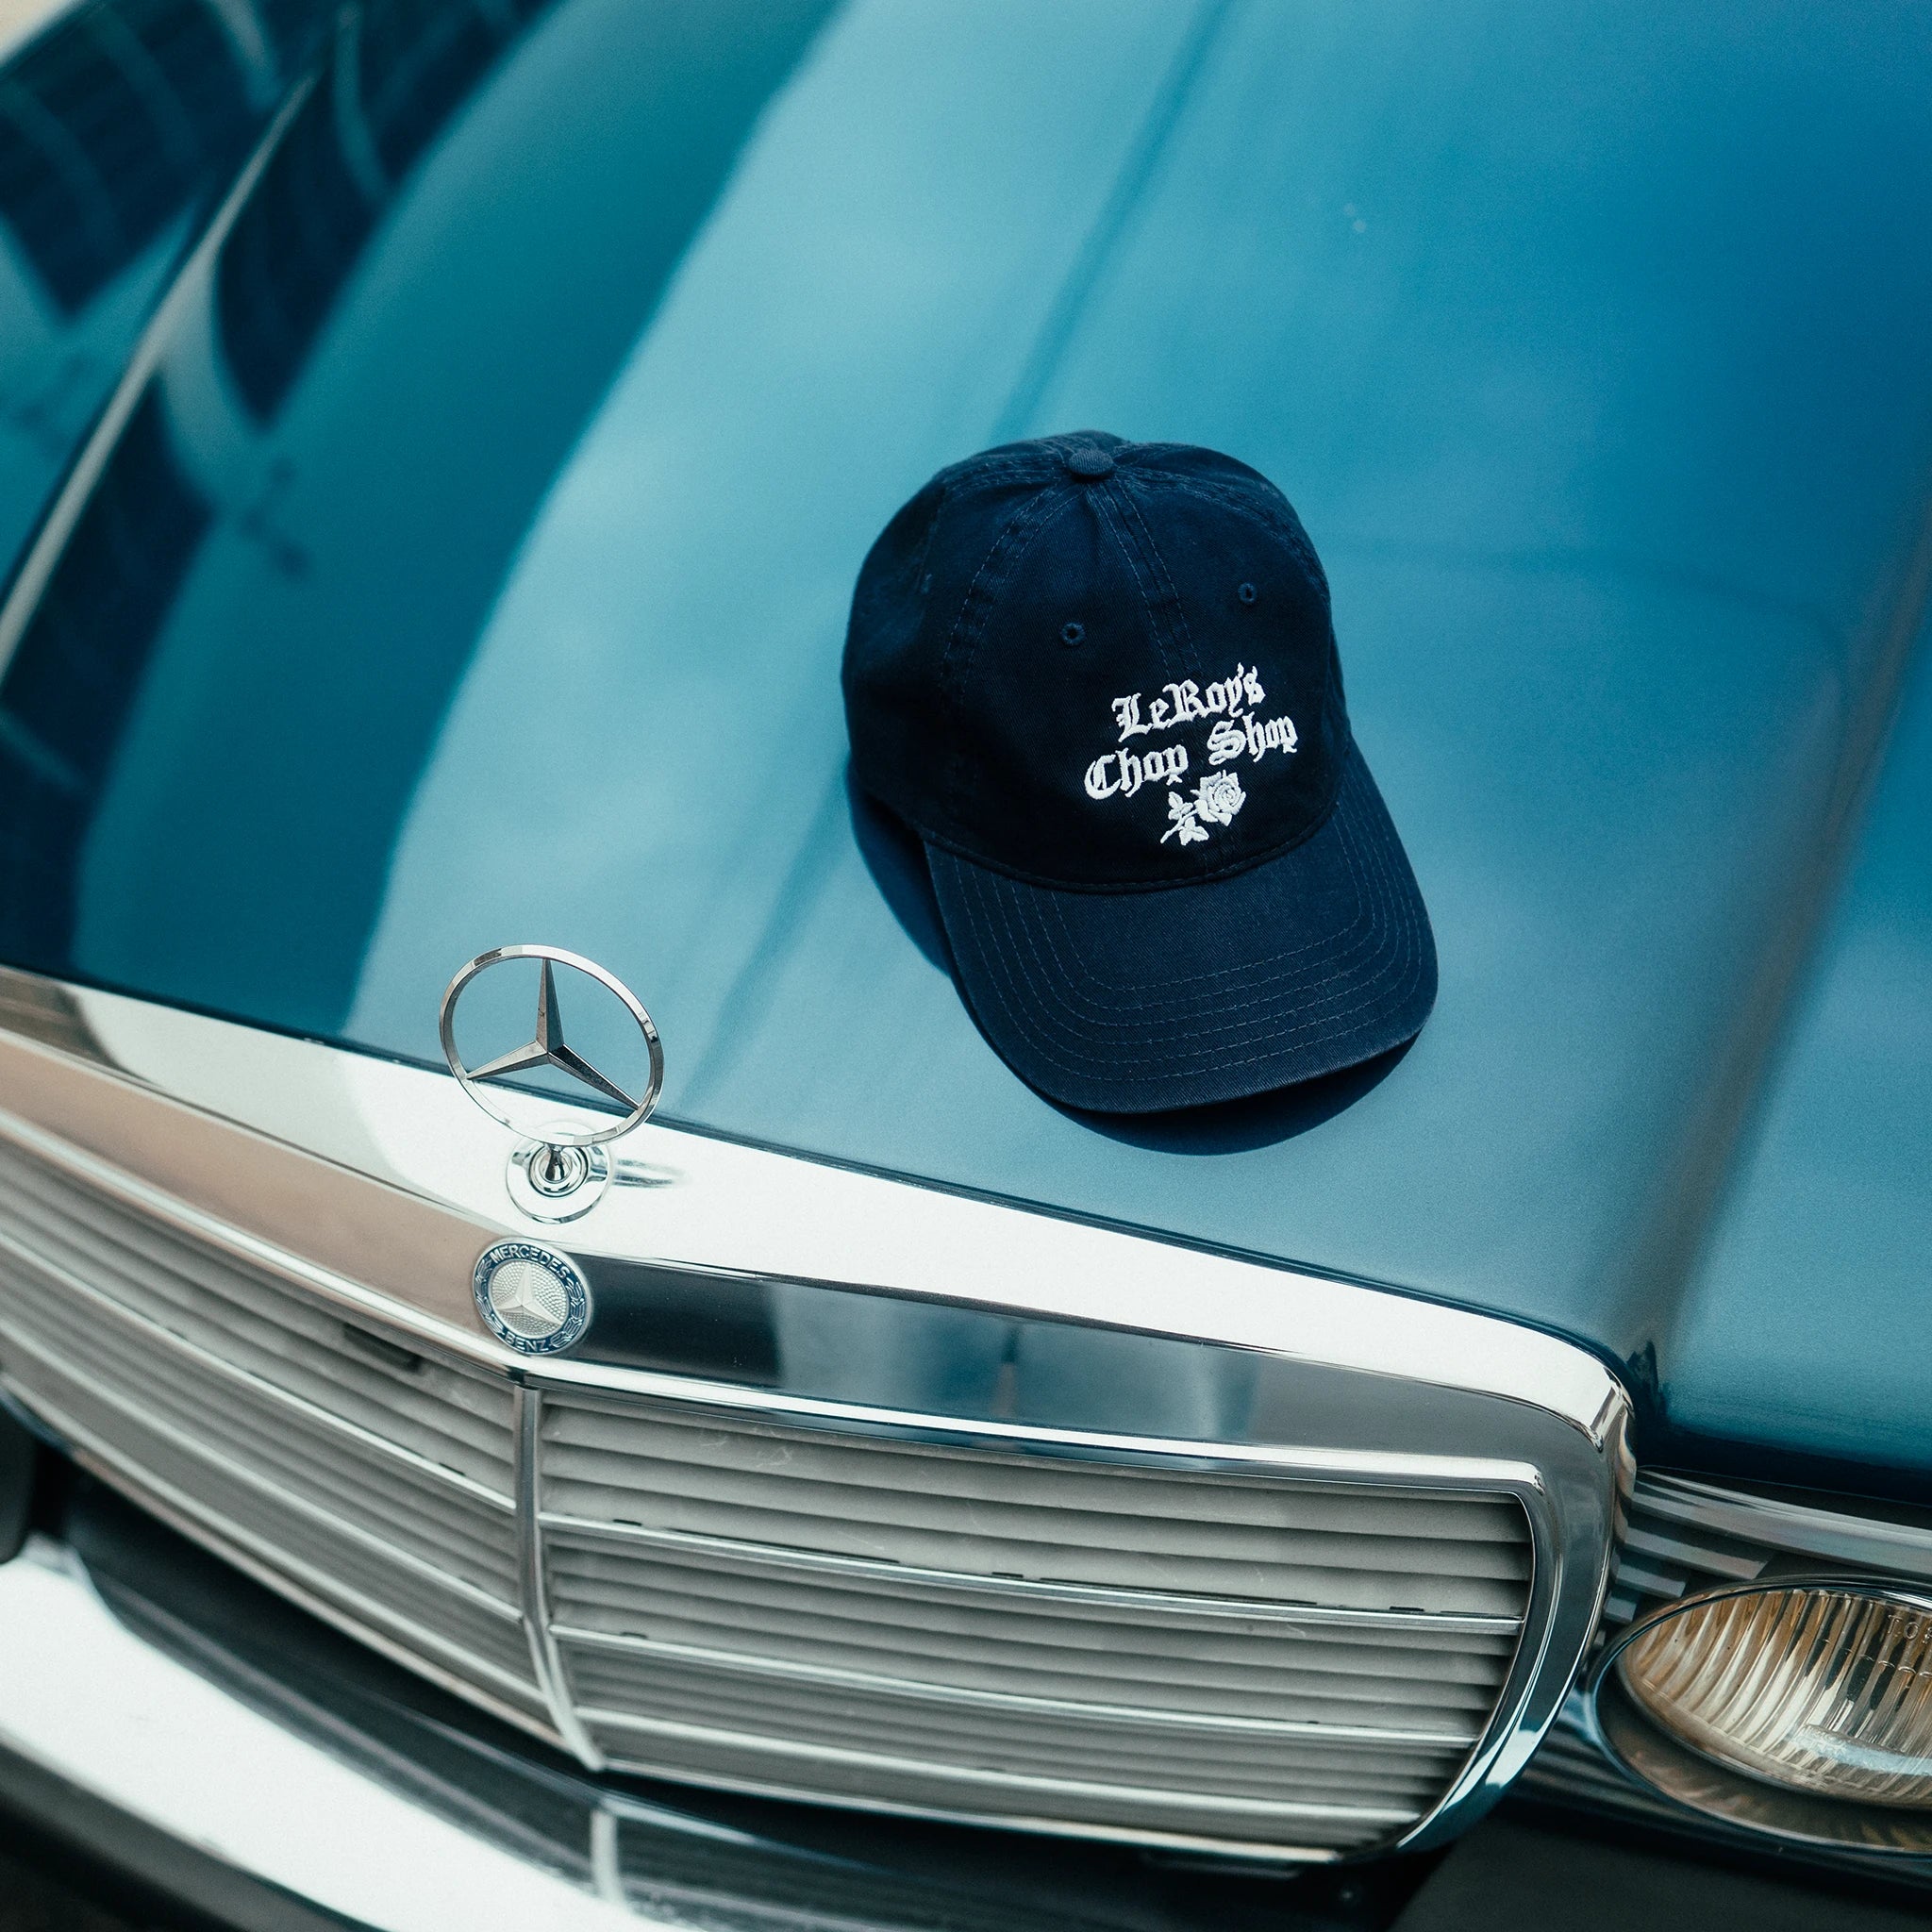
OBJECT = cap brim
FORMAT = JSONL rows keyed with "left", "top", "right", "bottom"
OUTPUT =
{"left": 925, "top": 743, "right": 1436, "bottom": 1114}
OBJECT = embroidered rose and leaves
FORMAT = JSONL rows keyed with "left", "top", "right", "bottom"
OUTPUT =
{"left": 1161, "top": 770, "right": 1247, "bottom": 845}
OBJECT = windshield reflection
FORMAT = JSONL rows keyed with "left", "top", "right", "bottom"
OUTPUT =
{"left": 0, "top": 0, "right": 834, "bottom": 1021}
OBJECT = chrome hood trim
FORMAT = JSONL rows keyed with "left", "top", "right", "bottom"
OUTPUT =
{"left": 0, "top": 967, "right": 1616, "bottom": 1422}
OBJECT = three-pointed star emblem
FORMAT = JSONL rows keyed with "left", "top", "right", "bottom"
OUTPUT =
{"left": 489, "top": 1264, "right": 562, "bottom": 1327}
{"left": 466, "top": 958, "right": 639, "bottom": 1112}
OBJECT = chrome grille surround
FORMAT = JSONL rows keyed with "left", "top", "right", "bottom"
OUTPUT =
{"left": 0, "top": 966, "right": 1629, "bottom": 1861}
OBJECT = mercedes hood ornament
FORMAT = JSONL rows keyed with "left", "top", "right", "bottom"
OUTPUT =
{"left": 440, "top": 944, "right": 663, "bottom": 1224}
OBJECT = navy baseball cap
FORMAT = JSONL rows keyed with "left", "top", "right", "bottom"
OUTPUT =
{"left": 842, "top": 432, "right": 1435, "bottom": 1114}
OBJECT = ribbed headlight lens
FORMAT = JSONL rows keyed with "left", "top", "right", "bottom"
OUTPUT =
{"left": 1618, "top": 1585, "right": 1932, "bottom": 1807}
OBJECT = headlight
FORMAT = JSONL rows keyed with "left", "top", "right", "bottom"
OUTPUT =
{"left": 1617, "top": 1583, "right": 1932, "bottom": 1807}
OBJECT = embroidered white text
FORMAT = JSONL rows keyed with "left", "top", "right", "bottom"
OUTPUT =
{"left": 1085, "top": 741, "right": 1189, "bottom": 800}
{"left": 1207, "top": 711, "right": 1298, "bottom": 764}
{"left": 1083, "top": 662, "right": 1291, "bottom": 848}
{"left": 1111, "top": 664, "right": 1266, "bottom": 741}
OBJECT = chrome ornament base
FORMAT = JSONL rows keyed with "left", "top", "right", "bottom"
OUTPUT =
{"left": 506, "top": 1139, "right": 611, "bottom": 1222}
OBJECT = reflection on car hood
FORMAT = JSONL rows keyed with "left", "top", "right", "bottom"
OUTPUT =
{"left": 0, "top": 0, "right": 1929, "bottom": 1472}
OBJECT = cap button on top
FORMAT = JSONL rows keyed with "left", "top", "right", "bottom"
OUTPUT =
{"left": 1063, "top": 445, "right": 1114, "bottom": 480}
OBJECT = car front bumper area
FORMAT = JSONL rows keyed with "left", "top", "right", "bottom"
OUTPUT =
{"left": 0, "top": 1476, "right": 1393, "bottom": 1932}
{"left": 9, "top": 1480, "right": 1932, "bottom": 1932}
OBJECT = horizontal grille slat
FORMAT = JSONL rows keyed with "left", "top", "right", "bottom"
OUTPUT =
{"left": 0, "top": 1143, "right": 514, "bottom": 1482}
{"left": 33, "top": 1373, "right": 539, "bottom": 1693}
{"left": 560, "top": 1625, "right": 1483, "bottom": 1748}
{"left": 594, "top": 1725, "right": 1410, "bottom": 1852}
{"left": 0, "top": 1216, "right": 510, "bottom": 1508}
{"left": 549, "top": 1398, "right": 1516, "bottom": 1539}
{"left": 543, "top": 1398, "right": 1530, "bottom": 1617}
{"left": 545, "top": 1537, "right": 1513, "bottom": 1729}
{"left": 570, "top": 1649, "right": 1463, "bottom": 1802}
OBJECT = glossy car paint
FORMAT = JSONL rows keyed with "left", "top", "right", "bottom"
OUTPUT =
{"left": 0, "top": 0, "right": 1928, "bottom": 1473}
{"left": 1666, "top": 639, "right": 1932, "bottom": 1476}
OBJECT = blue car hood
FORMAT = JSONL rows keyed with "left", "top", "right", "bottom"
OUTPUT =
{"left": 2, "top": 0, "right": 1929, "bottom": 1472}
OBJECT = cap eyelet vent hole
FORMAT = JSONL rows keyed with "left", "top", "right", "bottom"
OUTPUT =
{"left": 1058, "top": 621, "right": 1087, "bottom": 648}
{"left": 1237, "top": 582, "right": 1257, "bottom": 606}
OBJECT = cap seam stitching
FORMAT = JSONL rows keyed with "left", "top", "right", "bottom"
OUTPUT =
{"left": 952, "top": 758, "right": 1397, "bottom": 1009}
{"left": 1115, "top": 471, "right": 1341, "bottom": 757}
{"left": 950, "top": 795, "right": 1426, "bottom": 1080}
{"left": 956, "top": 855, "right": 1424, "bottom": 1080}
{"left": 1102, "top": 475, "right": 1199, "bottom": 680}
{"left": 934, "top": 482, "right": 1079, "bottom": 833}
{"left": 1144, "top": 475, "right": 1331, "bottom": 604}
{"left": 1077, "top": 482, "right": 1172, "bottom": 683}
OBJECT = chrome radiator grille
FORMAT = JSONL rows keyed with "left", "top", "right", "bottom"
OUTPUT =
{"left": 540, "top": 1394, "right": 1530, "bottom": 1849}
{"left": 0, "top": 1133, "right": 1540, "bottom": 1857}
{"left": 0, "top": 1142, "right": 540, "bottom": 1719}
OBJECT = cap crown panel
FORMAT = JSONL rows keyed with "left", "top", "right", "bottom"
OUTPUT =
{"left": 843, "top": 440, "right": 1350, "bottom": 891}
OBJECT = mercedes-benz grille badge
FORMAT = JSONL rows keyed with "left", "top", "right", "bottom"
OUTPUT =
{"left": 472, "top": 1241, "right": 592, "bottom": 1355}
{"left": 440, "top": 944, "right": 663, "bottom": 1239}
